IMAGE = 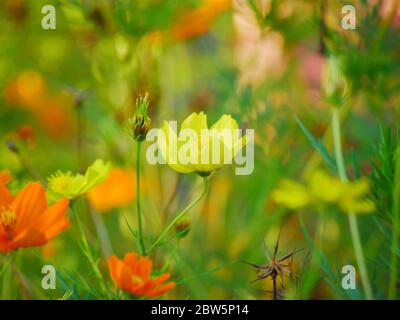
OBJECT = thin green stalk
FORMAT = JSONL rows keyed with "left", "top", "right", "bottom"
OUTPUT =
{"left": 12, "top": 258, "right": 31, "bottom": 299}
{"left": 70, "top": 205, "right": 109, "bottom": 298}
{"left": 148, "top": 176, "right": 209, "bottom": 254}
{"left": 332, "top": 107, "right": 373, "bottom": 300}
{"left": 315, "top": 214, "right": 325, "bottom": 251}
{"left": 90, "top": 207, "right": 112, "bottom": 258}
{"left": 1, "top": 254, "right": 13, "bottom": 299}
{"left": 389, "top": 147, "right": 400, "bottom": 299}
{"left": 136, "top": 141, "right": 146, "bottom": 256}
{"left": 0, "top": 254, "right": 13, "bottom": 279}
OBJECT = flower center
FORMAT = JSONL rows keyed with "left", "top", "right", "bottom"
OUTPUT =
{"left": 48, "top": 171, "right": 73, "bottom": 194}
{"left": 0, "top": 208, "right": 17, "bottom": 234}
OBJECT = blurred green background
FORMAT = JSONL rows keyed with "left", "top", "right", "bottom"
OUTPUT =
{"left": 1, "top": 0, "right": 400, "bottom": 300}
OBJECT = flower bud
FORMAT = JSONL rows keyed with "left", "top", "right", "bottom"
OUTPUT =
{"left": 128, "top": 93, "right": 152, "bottom": 141}
{"left": 174, "top": 218, "right": 191, "bottom": 239}
{"left": 322, "top": 55, "right": 349, "bottom": 106}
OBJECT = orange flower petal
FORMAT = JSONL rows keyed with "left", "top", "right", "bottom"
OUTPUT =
{"left": 0, "top": 170, "right": 12, "bottom": 185}
{"left": 136, "top": 256, "right": 152, "bottom": 279}
{"left": 0, "top": 183, "right": 14, "bottom": 207}
{"left": 147, "top": 282, "right": 176, "bottom": 298}
{"left": 123, "top": 252, "right": 138, "bottom": 271}
{"left": 119, "top": 264, "right": 134, "bottom": 292}
{"left": 11, "top": 228, "right": 47, "bottom": 249}
{"left": 151, "top": 272, "right": 171, "bottom": 286}
{"left": 108, "top": 255, "right": 123, "bottom": 283}
{"left": 35, "top": 198, "right": 70, "bottom": 240}
{"left": 12, "top": 182, "right": 47, "bottom": 231}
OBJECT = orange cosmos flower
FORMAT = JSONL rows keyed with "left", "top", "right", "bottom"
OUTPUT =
{"left": 36, "top": 99, "right": 72, "bottom": 140}
{"left": 4, "top": 70, "right": 46, "bottom": 110}
{"left": 4, "top": 71, "right": 73, "bottom": 140}
{"left": 87, "top": 168, "right": 137, "bottom": 213}
{"left": 0, "top": 182, "right": 69, "bottom": 253}
{"left": 0, "top": 170, "right": 12, "bottom": 185}
{"left": 108, "top": 252, "right": 176, "bottom": 298}
{"left": 145, "top": 0, "right": 231, "bottom": 43}
{"left": 171, "top": 0, "right": 231, "bottom": 40}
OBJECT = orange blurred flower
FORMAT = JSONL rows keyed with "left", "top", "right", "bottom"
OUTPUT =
{"left": 36, "top": 96, "right": 72, "bottom": 140}
{"left": 87, "top": 168, "right": 136, "bottom": 213}
{"left": 171, "top": 0, "right": 231, "bottom": 40}
{"left": 0, "top": 170, "right": 12, "bottom": 185}
{"left": 4, "top": 71, "right": 73, "bottom": 140}
{"left": 15, "top": 125, "right": 36, "bottom": 145}
{"left": 108, "top": 252, "right": 176, "bottom": 298}
{"left": 147, "top": 0, "right": 231, "bottom": 42}
{"left": 0, "top": 182, "right": 70, "bottom": 253}
{"left": 4, "top": 70, "right": 46, "bottom": 110}
{"left": 17, "top": 125, "right": 35, "bottom": 140}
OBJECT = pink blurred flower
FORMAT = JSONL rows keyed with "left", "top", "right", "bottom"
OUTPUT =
{"left": 297, "top": 48, "right": 325, "bottom": 105}
{"left": 233, "top": 0, "right": 285, "bottom": 89}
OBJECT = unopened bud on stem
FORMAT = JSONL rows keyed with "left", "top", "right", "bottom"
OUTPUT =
{"left": 128, "top": 93, "right": 152, "bottom": 142}
{"left": 322, "top": 55, "right": 349, "bottom": 106}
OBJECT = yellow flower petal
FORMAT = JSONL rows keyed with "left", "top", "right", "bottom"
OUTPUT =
{"left": 308, "top": 169, "right": 343, "bottom": 203}
{"left": 271, "top": 179, "right": 312, "bottom": 209}
{"left": 181, "top": 111, "right": 208, "bottom": 139}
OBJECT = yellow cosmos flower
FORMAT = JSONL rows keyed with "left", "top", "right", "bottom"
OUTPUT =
{"left": 308, "top": 169, "right": 343, "bottom": 203}
{"left": 158, "top": 112, "right": 247, "bottom": 176}
{"left": 47, "top": 159, "right": 111, "bottom": 202}
{"left": 270, "top": 179, "right": 311, "bottom": 209}
{"left": 271, "top": 169, "right": 375, "bottom": 214}
{"left": 338, "top": 178, "right": 375, "bottom": 214}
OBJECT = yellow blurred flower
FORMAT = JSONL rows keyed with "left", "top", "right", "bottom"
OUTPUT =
{"left": 308, "top": 169, "right": 343, "bottom": 203}
{"left": 158, "top": 112, "right": 246, "bottom": 176}
{"left": 271, "top": 179, "right": 311, "bottom": 209}
{"left": 339, "top": 178, "right": 375, "bottom": 214}
{"left": 47, "top": 159, "right": 111, "bottom": 202}
{"left": 271, "top": 169, "right": 375, "bottom": 214}
{"left": 87, "top": 168, "right": 136, "bottom": 213}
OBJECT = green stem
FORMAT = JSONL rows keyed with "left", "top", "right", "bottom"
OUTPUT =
{"left": 315, "top": 214, "right": 325, "bottom": 251}
{"left": 389, "top": 147, "right": 400, "bottom": 299}
{"left": 136, "top": 141, "right": 146, "bottom": 256}
{"left": 1, "top": 253, "right": 13, "bottom": 299}
{"left": 90, "top": 206, "right": 112, "bottom": 258}
{"left": 71, "top": 205, "right": 108, "bottom": 298}
{"left": 332, "top": 107, "right": 373, "bottom": 300}
{"left": 148, "top": 176, "right": 209, "bottom": 254}
{"left": 12, "top": 255, "right": 31, "bottom": 299}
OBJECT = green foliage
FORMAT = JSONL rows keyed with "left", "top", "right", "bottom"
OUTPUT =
{"left": 370, "top": 126, "right": 398, "bottom": 222}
